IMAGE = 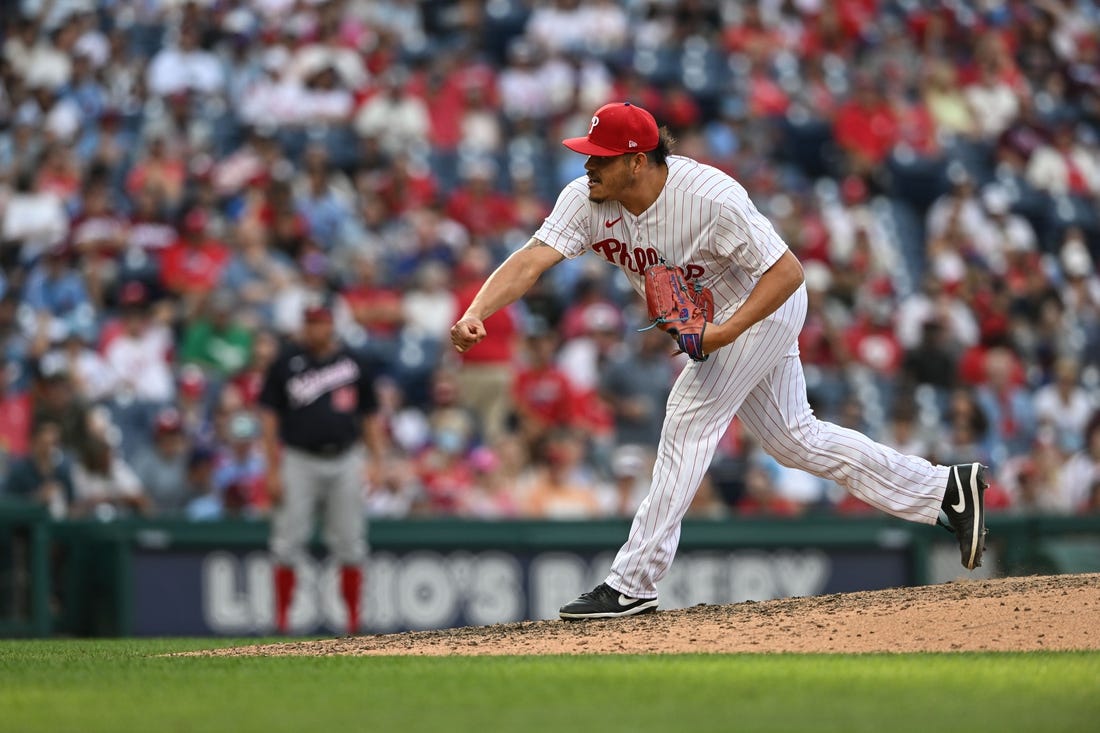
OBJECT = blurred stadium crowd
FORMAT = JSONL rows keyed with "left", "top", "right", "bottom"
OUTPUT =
{"left": 1, "top": 0, "right": 1100, "bottom": 523}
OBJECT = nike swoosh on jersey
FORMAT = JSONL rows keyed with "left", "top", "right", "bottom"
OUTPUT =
{"left": 605, "top": 215, "right": 623, "bottom": 228}
{"left": 950, "top": 466, "right": 967, "bottom": 513}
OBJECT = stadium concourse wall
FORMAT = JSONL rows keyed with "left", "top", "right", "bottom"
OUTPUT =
{"left": 1, "top": 503, "right": 1099, "bottom": 637}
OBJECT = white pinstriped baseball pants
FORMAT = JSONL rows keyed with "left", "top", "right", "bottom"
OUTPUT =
{"left": 606, "top": 285, "right": 951, "bottom": 599}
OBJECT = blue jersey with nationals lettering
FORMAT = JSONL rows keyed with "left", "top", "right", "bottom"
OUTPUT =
{"left": 258, "top": 345, "right": 379, "bottom": 452}
{"left": 533, "top": 155, "right": 789, "bottom": 320}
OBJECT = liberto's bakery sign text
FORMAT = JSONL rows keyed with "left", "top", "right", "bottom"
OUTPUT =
{"left": 128, "top": 547, "right": 908, "bottom": 636}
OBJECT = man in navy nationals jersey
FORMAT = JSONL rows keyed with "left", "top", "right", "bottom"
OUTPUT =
{"left": 259, "top": 303, "right": 386, "bottom": 634}
{"left": 450, "top": 102, "right": 987, "bottom": 620}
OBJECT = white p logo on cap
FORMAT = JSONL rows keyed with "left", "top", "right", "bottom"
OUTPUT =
{"left": 588, "top": 115, "right": 600, "bottom": 134}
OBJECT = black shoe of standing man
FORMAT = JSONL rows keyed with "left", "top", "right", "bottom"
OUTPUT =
{"left": 559, "top": 583, "right": 659, "bottom": 620}
{"left": 940, "top": 462, "right": 988, "bottom": 570}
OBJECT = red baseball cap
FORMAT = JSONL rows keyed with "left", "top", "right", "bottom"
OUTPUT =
{"left": 562, "top": 102, "right": 659, "bottom": 157}
{"left": 303, "top": 303, "right": 333, "bottom": 322}
{"left": 154, "top": 407, "right": 183, "bottom": 434}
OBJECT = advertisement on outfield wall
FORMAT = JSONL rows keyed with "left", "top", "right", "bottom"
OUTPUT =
{"left": 130, "top": 547, "right": 910, "bottom": 636}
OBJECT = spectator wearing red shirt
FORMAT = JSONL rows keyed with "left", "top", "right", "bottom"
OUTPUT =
{"left": 512, "top": 328, "right": 577, "bottom": 452}
{"left": 722, "top": 3, "right": 781, "bottom": 57}
{"left": 800, "top": 4, "right": 861, "bottom": 60}
{"left": 661, "top": 87, "right": 703, "bottom": 132}
{"left": 407, "top": 47, "right": 497, "bottom": 152}
{"left": 0, "top": 366, "right": 32, "bottom": 464}
{"left": 70, "top": 180, "right": 127, "bottom": 262}
{"left": 797, "top": 262, "right": 844, "bottom": 370}
{"left": 35, "top": 144, "right": 82, "bottom": 205}
{"left": 340, "top": 251, "right": 404, "bottom": 344}
{"left": 888, "top": 81, "right": 940, "bottom": 159}
{"left": 159, "top": 209, "right": 230, "bottom": 308}
{"left": 833, "top": 74, "right": 899, "bottom": 174}
{"left": 844, "top": 296, "right": 904, "bottom": 377}
{"left": 212, "top": 411, "right": 268, "bottom": 516}
{"left": 408, "top": 63, "right": 464, "bottom": 151}
{"left": 745, "top": 60, "right": 791, "bottom": 119}
{"left": 125, "top": 133, "right": 187, "bottom": 213}
{"left": 70, "top": 181, "right": 130, "bottom": 305}
{"left": 609, "top": 70, "right": 664, "bottom": 119}
{"left": 444, "top": 159, "right": 516, "bottom": 242}
{"left": 372, "top": 152, "right": 438, "bottom": 218}
{"left": 125, "top": 185, "right": 178, "bottom": 256}
{"left": 558, "top": 277, "right": 619, "bottom": 341}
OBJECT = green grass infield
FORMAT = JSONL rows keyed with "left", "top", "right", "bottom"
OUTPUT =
{"left": 1, "top": 639, "right": 1097, "bottom": 733}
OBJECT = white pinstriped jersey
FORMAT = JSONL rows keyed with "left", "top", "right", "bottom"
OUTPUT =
{"left": 533, "top": 156, "right": 790, "bottom": 318}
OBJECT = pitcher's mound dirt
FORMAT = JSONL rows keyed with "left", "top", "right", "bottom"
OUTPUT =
{"left": 191, "top": 573, "right": 1100, "bottom": 657}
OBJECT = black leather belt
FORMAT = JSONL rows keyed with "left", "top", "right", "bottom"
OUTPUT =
{"left": 296, "top": 443, "right": 354, "bottom": 457}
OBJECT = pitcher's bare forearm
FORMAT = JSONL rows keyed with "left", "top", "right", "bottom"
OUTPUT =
{"left": 464, "top": 239, "right": 565, "bottom": 320}
{"left": 452, "top": 239, "right": 563, "bottom": 352}
{"left": 704, "top": 249, "right": 805, "bottom": 353}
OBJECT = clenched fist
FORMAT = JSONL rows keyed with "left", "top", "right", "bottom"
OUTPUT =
{"left": 450, "top": 315, "right": 487, "bottom": 353}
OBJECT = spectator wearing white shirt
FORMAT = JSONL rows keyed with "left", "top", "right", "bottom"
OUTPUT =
{"left": 497, "top": 40, "right": 562, "bottom": 122}
{"left": 458, "top": 84, "right": 503, "bottom": 155}
{"left": 289, "top": 31, "right": 369, "bottom": 93}
{"left": 47, "top": 325, "right": 117, "bottom": 403}
{"left": 895, "top": 276, "right": 980, "bottom": 352}
{"left": 71, "top": 433, "right": 149, "bottom": 519}
{"left": 271, "top": 250, "right": 355, "bottom": 339}
{"left": 17, "top": 22, "right": 77, "bottom": 92}
{"left": 146, "top": 22, "right": 225, "bottom": 98}
{"left": 354, "top": 69, "right": 430, "bottom": 157}
{"left": 1026, "top": 121, "right": 1100, "bottom": 198}
{"left": 964, "top": 61, "right": 1020, "bottom": 140}
{"left": 2, "top": 17, "right": 40, "bottom": 80}
{"left": 295, "top": 65, "right": 355, "bottom": 126}
{"left": 358, "top": 0, "right": 426, "bottom": 52}
{"left": 820, "top": 176, "right": 896, "bottom": 276}
{"left": 527, "top": 0, "right": 629, "bottom": 57}
{"left": 236, "top": 47, "right": 296, "bottom": 126}
{"left": 401, "top": 261, "right": 457, "bottom": 344}
{"left": 1033, "top": 358, "right": 1097, "bottom": 453}
{"left": 1058, "top": 412, "right": 1100, "bottom": 513}
{"left": 1, "top": 172, "right": 69, "bottom": 265}
{"left": 526, "top": 0, "right": 589, "bottom": 55}
{"left": 924, "top": 167, "right": 992, "bottom": 246}
{"left": 974, "top": 184, "right": 1037, "bottom": 274}
{"left": 103, "top": 282, "right": 175, "bottom": 404}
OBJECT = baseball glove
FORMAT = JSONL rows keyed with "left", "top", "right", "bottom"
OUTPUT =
{"left": 641, "top": 262, "right": 713, "bottom": 362}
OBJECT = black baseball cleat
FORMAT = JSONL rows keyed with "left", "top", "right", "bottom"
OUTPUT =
{"left": 940, "top": 462, "right": 989, "bottom": 570}
{"left": 559, "top": 583, "right": 659, "bottom": 620}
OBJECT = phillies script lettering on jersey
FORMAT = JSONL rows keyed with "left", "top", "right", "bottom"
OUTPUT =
{"left": 534, "top": 156, "right": 796, "bottom": 316}
{"left": 592, "top": 237, "right": 706, "bottom": 280}
{"left": 287, "top": 358, "right": 360, "bottom": 408}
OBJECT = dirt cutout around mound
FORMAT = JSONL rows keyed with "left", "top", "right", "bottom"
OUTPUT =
{"left": 187, "top": 574, "right": 1100, "bottom": 657}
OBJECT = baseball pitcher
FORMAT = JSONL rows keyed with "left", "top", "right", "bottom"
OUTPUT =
{"left": 450, "top": 102, "right": 987, "bottom": 620}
